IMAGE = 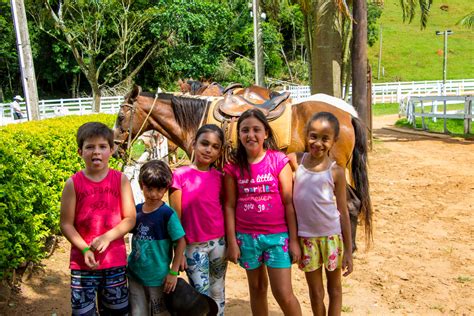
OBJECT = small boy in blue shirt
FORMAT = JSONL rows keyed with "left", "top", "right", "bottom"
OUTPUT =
{"left": 127, "top": 160, "right": 186, "bottom": 315}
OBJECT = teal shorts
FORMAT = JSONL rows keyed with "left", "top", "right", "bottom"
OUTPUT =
{"left": 236, "top": 232, "right": 291, "bottom": 270}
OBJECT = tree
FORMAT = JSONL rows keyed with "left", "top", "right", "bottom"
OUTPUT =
{"left": 457, "top": 11, "right": 474, "bottom": 29}
{"left": 38, "top": 0, "right": 159, "bottom": 112}
{"left": 147, "top": 0, "right": 233, "bottom": 87}
{"left": 0, "top": 1, "right": 20, "bottom": 100}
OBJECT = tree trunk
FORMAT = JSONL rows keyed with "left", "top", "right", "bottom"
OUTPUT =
{"left": 352, "top": 0, "right": 368, "bottom": 125}
{"left": 303, "top": 12, "right": 313, "bottom": 86}
{"left": 311, "top": 0, "right": 342, "bottom": 97}
{"left": 71, "top": 74, "right": 77, "bottom": 98}
{"left": 92, "top": 84, "right": 101, "bottom": 113}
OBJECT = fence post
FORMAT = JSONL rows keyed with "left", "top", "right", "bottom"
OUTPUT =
{"left": 41, "top": 100, "right": 45, "bottom": 118}
{"left": 464, "top": 97, "right": 472, "bottom": 134}
{"left": 443, "top": 98, "right": 447, "bottom": 133}
{"left": 421, "top": 100, "right": 426, "bottom": 130}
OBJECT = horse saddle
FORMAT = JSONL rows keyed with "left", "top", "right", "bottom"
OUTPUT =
{"left": 222, "top": 82, "right": 243, "bottom": 94}
{"left": 214, "top": 90, "right": 290, "bottom": 122}
{"left": 207, "top": 89, "right": 293, "bottom": 152}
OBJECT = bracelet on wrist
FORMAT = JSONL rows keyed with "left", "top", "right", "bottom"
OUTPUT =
{"left": 81, "top": 246, "right": 91, "bottom": 255}
{"left": 168, "top": 269, "right": 179, "bottom": 276}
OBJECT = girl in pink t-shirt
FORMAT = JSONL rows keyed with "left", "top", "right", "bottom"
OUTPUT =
{"left": 223, "top": 109, "right": 302, "bottom": 315}
{"left": 169, "top": 124, "right": 227, "bottom": 315}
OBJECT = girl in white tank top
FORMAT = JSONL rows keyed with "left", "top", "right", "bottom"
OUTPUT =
{"left": 288, "top": 112, "right": 353, "bottom": 316}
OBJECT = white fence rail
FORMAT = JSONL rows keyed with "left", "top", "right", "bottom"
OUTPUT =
{"left": 404, "top": 95, "right": 473, "bottom": 134}
{"left": 282, "top": 79, "right": 474, "bottom": 104}
{"left": 0, "top": 96, "right": 124, "bottom": 125}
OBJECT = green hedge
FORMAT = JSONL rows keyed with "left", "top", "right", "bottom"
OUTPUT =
{"left": 0, "top": 114, "right": 119, "bottom": 278}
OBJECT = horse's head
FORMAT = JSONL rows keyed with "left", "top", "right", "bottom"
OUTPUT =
{"left": 113, "top": 85, "right": 143, "bottom": 159}
{"left": 178, "top": 79, "right": 191, "bottom": 94}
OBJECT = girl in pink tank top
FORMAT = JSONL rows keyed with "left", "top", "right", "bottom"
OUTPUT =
{"left": 288, "top": 112, "right": 353, "bottom": 316}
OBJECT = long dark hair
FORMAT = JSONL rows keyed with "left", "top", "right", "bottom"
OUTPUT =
{"left": 234, "top": 109, "right": 278, "bottom": 177}
{"left": 194, "top": 124, "right": 225, "bottom": 168}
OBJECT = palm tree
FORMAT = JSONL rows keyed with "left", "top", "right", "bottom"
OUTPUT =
{"left": 457, "top": 11, "right": 474, "bottom": 29}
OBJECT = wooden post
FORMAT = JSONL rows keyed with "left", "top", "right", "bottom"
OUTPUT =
{"left": 443, "top": 98, "right": 447, "bottom": 133}
{"left": 351, "top": 0, "right": 368, "bottom": 125}
{"left": 367, "top": 63, "right": 373, "bottom": 150}
{"left": 11, "top": 0, "right": 40, "bottom": 120}
{"left": 464, "top": 96, "right": 472, "bottom": 134}
{"left": 421, "top": 100, "right": 425, "bottom": 130}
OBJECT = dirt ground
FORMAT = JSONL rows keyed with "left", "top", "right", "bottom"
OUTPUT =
{"left": 1, "top": 114, "right": 473, "bottom": 315}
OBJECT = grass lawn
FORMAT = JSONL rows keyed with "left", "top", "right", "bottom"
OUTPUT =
{"left": 368, "top": 0, "right": 474, "bottom": 83}
{"left": 396, "top": 117, "right": 474, "bottom": 138}
{"left": 372, "top": 102, "right": 399, "bottom": 116}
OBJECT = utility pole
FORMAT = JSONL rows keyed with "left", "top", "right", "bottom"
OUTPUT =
{"left": 377, "top": 25, "right": 382, "bottom": 80}
{"left": 11, "top": 0, "right": 39, "bottom": 120}
{"left": 436, "top": 30, "right": 453, "bottom": 96}
{"left": 252, "top": 0, "right": 264, "bottom": 86}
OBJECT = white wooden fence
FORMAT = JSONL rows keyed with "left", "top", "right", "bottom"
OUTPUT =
{"left": 282, "top": 79, "right": 474, "bottom": 104}
{"left": 0, "top": 96, "right": 124, "bottom": 125}
{"left": 403, "top": 95, "right": 473, "bottom": 134}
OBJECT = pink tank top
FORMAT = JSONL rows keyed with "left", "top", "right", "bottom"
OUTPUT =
{"left": 70, "top": 169, "right": 127, "bottom": 270}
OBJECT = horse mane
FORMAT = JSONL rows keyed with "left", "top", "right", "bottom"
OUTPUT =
{"left": 140, "top": 91, "right": 174, "bottom": 100}
{"left": 170, "top": 95, "right": 207, "bottom": 132}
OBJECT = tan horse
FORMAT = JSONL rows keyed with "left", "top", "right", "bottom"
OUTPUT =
{"left": 114, "top": 85, "right": 372, "bottom": 249}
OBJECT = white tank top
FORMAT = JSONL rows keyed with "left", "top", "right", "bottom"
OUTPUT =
{"left": 293, "top": 154, "right": 341, "bottom": 237}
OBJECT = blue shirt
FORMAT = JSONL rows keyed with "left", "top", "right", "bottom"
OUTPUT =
{"left": 127, "top": 202, "right": 185, "bottom": 286}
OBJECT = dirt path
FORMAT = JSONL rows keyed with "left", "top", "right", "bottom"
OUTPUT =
{"left": 2, "top": 115, "right": 473, "bottom": 315}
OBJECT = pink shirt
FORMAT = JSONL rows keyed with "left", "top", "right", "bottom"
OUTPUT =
{"left": 171, "top": 166, "right": 225, "bottom": 243}
{"left": 70, "top": 169, "right": 127, "bottom": 270}
{"left": 224, "top": 150, "right": 289, "bottom": 235}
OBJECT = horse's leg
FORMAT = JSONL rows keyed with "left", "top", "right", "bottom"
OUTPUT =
{"left": 350, "top": 117, "right": 372, "bottom": 247}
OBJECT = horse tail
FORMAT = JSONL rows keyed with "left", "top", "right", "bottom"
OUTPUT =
{"left": 351, "top": 116, "right": 373, "bottom": 247}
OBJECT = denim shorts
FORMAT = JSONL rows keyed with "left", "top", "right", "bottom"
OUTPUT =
{"left": 236, "top": 232, "right": 291, "bottom": 270}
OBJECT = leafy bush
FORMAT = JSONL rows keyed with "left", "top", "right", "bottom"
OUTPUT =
{"left": 0, "top": 114, "right": 118, "bottom": 278}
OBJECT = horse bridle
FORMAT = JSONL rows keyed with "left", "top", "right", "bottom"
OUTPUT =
{"left": 116, "top": 91, "right": 160, "bottom": 165}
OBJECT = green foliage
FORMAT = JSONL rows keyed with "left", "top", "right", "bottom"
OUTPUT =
{"left": 0, "top": 1, "right": 20, "bottom": 99}
{"left": 367, "top": 3, "right": 383, "bottom": 47}
{"left": 0, "top": 114, "right": 118, "bottom": 278}
{"left": 214, "top": 57, "right": 255, "bottom": 87}
{"left": 149, "top": 0, "right": 233, "bottom": 84}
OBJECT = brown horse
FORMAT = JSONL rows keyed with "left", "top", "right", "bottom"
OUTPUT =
{"left": 114, "top": 85, "right": 372, "bottom": 250}
{"left": 178, "top": 79, "right": 224, "bottom": 96}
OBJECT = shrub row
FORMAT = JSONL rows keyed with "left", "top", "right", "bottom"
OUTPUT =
{"left": 0, "top": 114, "right": 118, "bottom": 278}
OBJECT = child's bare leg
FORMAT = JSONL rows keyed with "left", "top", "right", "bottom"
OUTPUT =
{"left": 267, "top": 267, "right": 302, "bottom": 316}
{"left": 326, "top": 268, "right": 342, "bottom": 316}
{"left": 305, "top": 268, "right": 325, "bottom": 316}
{"left": 246, "top": 266, "right": 269, "bottom": 316}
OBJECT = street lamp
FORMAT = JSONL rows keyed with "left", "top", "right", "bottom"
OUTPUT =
{"left": 435, "top": 30, "right": 453, "bottom": 95}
